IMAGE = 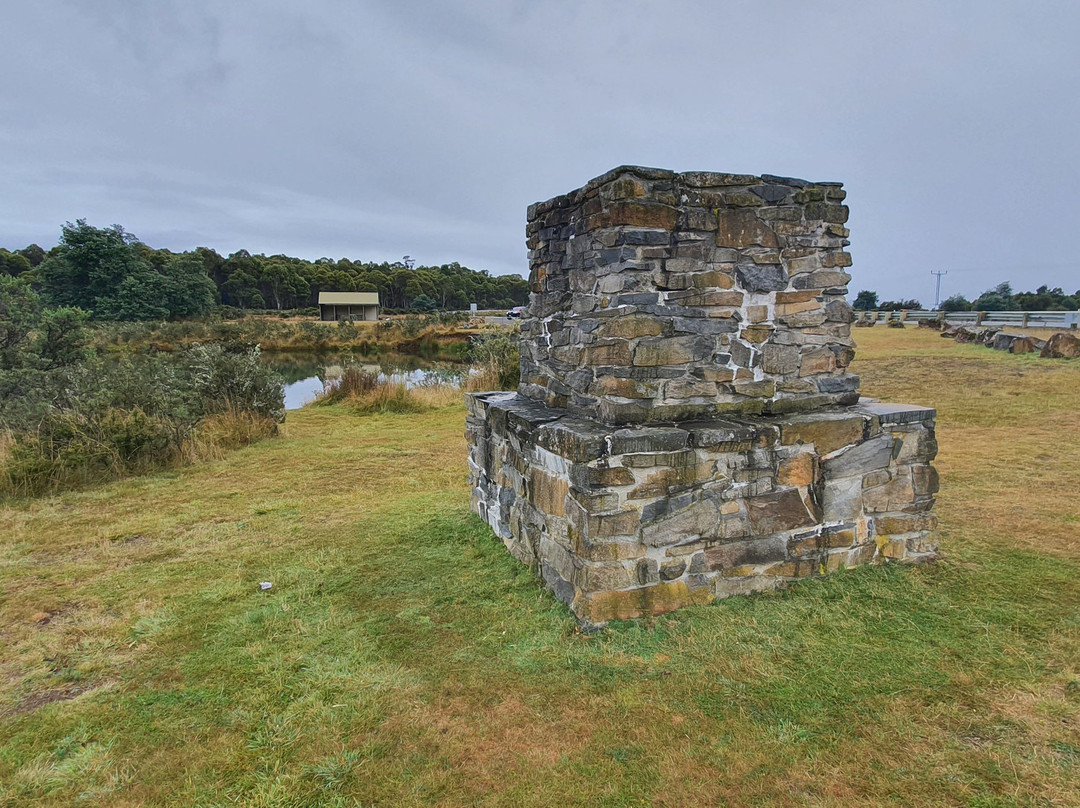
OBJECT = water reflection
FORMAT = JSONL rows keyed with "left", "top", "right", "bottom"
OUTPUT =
{"left": 261, "top": 352, "right": 465, "bottom": 410}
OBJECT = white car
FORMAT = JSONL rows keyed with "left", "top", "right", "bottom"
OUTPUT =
{"left": 506, "top": 306, "right": 526, "bottom": 319}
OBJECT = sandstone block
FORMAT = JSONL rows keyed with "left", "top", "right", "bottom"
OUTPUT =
{"left": 609, "top": 427, "right": 689, "bottom": 455}
{"left": 824, "top": 434, "right": 894, "bottom": 478}
{"left": 588, "top": 376, "right": 658, "bottom": 400}
{"left": 782, "top": 412, "right": 866, "bottom": 454}
{"left": 640, "top": 498, "right": 720, "bottom": 546}
{"left": 1041, "top": 332, "right": 1079, "bottom": 358}
{"left": 582, "top": 340, "right": 632, "bottom": 366}
{"left": 777, "top": 452, "right": 817, "bottom": 487}
{"left": 535, "top": 418, "right": 610, "bottom": 463}
{"left": 633, "top": 335, "right": 713, "bottom": 366}
{"left": 596, "top": 201, "right": 678, "bottom": 230}
{"left": 736, "top": 264, "right": 788, "bottom": 292}
{"left": 706, "top": 534, "right": 788, "bottom": 571}
{"left": 585, "top": 466, "right": 635, "bottom": 487}
{"left": 873, "top": 512, "right": 938, "bottom": 535}
{"left": 715, "top": 209, "right": 779, "bottom": 249}
{"left": 746, "top": 488, "right": 818, "bottom": 535}
{"left": 582, "top": 578, "right": 714, "bottom": 623}
{"left": 529, "top": 469, "right": 569, "bottom": 517}
{"left": 762, "top": 344, "right": 800, "bottom": 375}
{"left": 597, "top": 315, "right": 663, "bottom": 339}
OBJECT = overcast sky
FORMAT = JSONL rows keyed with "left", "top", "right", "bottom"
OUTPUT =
{"left": 3, "top": 1, "right": 1078, "bottom": 303}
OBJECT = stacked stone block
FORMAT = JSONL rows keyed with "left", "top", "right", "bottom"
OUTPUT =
{"left": 467, "top": 393, "right": 938, "bottom": 624}
{"left": 467, "top": 166, "right": 940, "bottom": 625}
{"left": 520, "top": 166, "right": 858, "bottom": 424}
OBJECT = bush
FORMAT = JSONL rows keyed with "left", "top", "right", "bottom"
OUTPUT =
{"left": 467, "top": 330, "right": 519, "bottom": 390}
{"left": 0, "top": 291, "right": 285, "bottom": 496}
{"left": 297, "top": 321, "right": 331, "bottom": 350}
{"left": 316, "top": 365, "right": 379, "bottom": 405}
{"left": 437, "top": 310, "right": 469, "bottom": 326}
{"left": 941, "top": 294, "right": 972, "bottom": 312}
{"left": 2, "top": 408, "right": 179, "bottom": 495}
{"left": 879, "top": 299, "right": 922, "bottom": 311}
{"left": 182, "top": 343, "right": 285, "bottom": 423}
{"left": 314, "top": 363, "right": 460, "bottom": 414}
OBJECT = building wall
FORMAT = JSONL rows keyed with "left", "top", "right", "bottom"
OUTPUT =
{"left": 320, "top": 304, "right": 378, "bottom": 321}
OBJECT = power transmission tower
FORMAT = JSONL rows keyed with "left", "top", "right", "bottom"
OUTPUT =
{"left": 931, "top": 270, "right": 948, "bottom": 309}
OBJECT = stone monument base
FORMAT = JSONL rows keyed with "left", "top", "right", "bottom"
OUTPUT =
{"left": 466, "top": 392, "right": 939, "bottom": 626}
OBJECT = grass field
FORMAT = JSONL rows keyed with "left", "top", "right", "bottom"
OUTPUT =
{"left": 1, "top": 327, "right": 1078, "bottom": 807}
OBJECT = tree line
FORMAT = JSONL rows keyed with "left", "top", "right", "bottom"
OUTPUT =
{"left": 853, "top": 283, "right": 1080, "bottom": 313}
{"left": 1, "top": 220, "right": 530, "bottom": 321}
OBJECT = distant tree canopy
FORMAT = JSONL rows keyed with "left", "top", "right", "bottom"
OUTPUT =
{"left": 0, "top": 244, "right": 44, "bottom": 277}
{"left": 34, "top": 221, "right": 216, "bottom": 321}
{"left": 879, "top": 299, "right": 922, "bottom": 311}
{"left": 972, "top": 282, "right": 1016, "bottom": 312}
{"left": 941, "top": 294, "right": 972, "bottom": 312}
{"left": 4, "top": 220, "right": 529, "bottom": 320}
{"left": 208, "top": 250, "right": 529, "bottom": 312}
{"left": 853, "top": 290, "right": 878, "bottom": 311}
{"left": 1013, "top": 285, "right": 1079, "bottom": 311}
{"left": 854, "top": 282, "right": 1078, "bottom": 312}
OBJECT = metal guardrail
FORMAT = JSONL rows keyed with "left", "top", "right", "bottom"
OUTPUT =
{"left": 855, "top": 310, "right": 1079, "bottom": 329}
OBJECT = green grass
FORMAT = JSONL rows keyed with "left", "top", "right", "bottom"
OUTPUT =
{"left": 1, "top": 328, "right": 1079, "bottom": 806}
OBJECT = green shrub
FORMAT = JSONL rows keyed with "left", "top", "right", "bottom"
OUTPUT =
{"left": 467, "top": 330, "right": 519, "bottom": 390}
{"left": 2, "top": 409, "right": 179, "bottom": 495}
{"left": 314, "top": 365, "right": 378, "bottom": 406}
{"left": 0, "top": 286, "right": 285, "bottom": 497}
{"left": 182, "top": 342, "right": 285, "bottom": 423}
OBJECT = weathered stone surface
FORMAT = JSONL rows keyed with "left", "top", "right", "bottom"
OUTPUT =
{"left": 992, "top": 332, "right": 1022, "bottom": 352}
{"left": 470, "top": 167, "right": 938, "bottom": 624}
{"left": 596, "top": 201, "right": 678, "bottom": 230}
{"left": 1008, "top": 336, "right": 1037, "bottom": 354}
{"left": 633, "top": 336, "right": 713, "bottom": 366}
{"left": 781, "top": 411, "right": 866, "bottom": 454}
{"left": 716, "top": 208, "right": 779, "bottom": 249}
{"left": 746, "top": 489, "right": 817, "bottom": 535}
{"left": 529, "top": 468, "right": 569, "bottom": 517}
{"left": 582, "top": 579, "right": 714, "bottom": 623}
{"left": 854, "top": 400, "right": 936, "bottom": 426}
{"left": 468, "top": 393, "right": 938, "bottom": 623}
{"left": 581, "top": 340, "right": 632, "bottom": 366}
{"left": 609, "top": 427, "right": 689, "bottom": 455}
{"left": 799, "top": 348, "right": 836, "bottom": 376}
{"left": 823, "top": 434, "right": 893, "bottom": 478}
{"left": 534, "top": 417, "right": 609, "bottom": 461}
{"left": 736, "top": 264, "right": 788, "bottom": 293}
{"left": 1041, "top": 332, "right": 1079, "bottom": 358}
{"left": 706, "top": 534, "right": 789, "bottom": 571}
{"left": 597, "top": 316, "right": 663, "bottom": 339}
{"left": 777, "top": 452, "right": 816, "bottom": 486}
{"left": 762, "top": 344, "right": 800, "bottom": 375}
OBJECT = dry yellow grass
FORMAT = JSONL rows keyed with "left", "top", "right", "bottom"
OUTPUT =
{"left": 855, "top": 325, "right": 1080, "bottom": 561}
{"left": 0, "top": 328, "right": 1078, "bottom": 807}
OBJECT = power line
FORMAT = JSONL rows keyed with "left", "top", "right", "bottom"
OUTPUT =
{"left": 931, "top": 270, "right": 948, "bottom": 308}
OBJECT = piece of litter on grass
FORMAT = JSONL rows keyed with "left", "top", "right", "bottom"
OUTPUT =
{"left": 259, "top": 582, "right": 273, "bottom": 590}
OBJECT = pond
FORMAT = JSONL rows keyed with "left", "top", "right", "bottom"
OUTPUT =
{"left": 261, "top": 352, "right": 467, "bottom": 410}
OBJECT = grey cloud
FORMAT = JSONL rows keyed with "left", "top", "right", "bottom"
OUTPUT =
{"left": 2, "top": 0, "right": 1078, "bottom": 302}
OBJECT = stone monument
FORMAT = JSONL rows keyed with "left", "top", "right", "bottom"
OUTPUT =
{"left": 466, "top": 166, "right": 939, "bottom": 626}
